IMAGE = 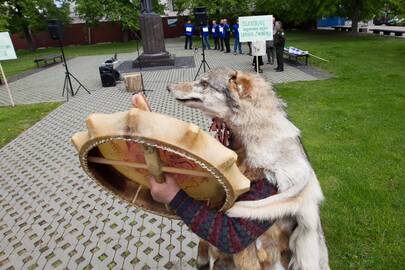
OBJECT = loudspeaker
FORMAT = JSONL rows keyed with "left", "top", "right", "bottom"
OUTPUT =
{"left": 99, "top": 65, "right": 116, "bottom": 87}
{"left": 194, "top": 7, "right": 207, "bottom": 26}
{"left": 48, "top": 20, "right": 64, "bottom": 40}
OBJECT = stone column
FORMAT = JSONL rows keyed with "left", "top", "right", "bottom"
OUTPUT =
{"left": 133, "top": 3, "right": 175, "bottom": 68}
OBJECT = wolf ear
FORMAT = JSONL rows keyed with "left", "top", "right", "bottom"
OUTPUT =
{"left": 227, "top": 71, "right": 239, "bottom": 93}
{"left": 235, "top": 73, "right": 253, "bottom": 98}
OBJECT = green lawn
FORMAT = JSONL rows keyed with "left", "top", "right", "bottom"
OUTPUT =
{"left": 2, "top": 41, "right": 139, "bottom": 78}
{"left": 0, "top": 102, "right": 61, "bottom": 148}
{"left": 276, "top": 31, "right": 404, "bottom": 269}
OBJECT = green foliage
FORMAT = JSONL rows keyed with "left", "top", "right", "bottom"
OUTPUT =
{"left": 75, "top": 0, "right": 165, "bottom": 30}
{"left": 254, "top": 0, "right": 332, "bottom": 22}
{"left": 387, "top": 0, "right": 405, "bottom": 16}
{"left": 103, "top": 0, "right": 141, "bottom": 30}
{"left": 173, "top": 0, "right": 253, "bottom": 21}
{"left": 2, "top": 0, "right": 70, "bottom": 33}
{"left": 0, "top": 4, "right": 10, "bottom": 31}
{"left": 75, "top": 0, "right": 105, "bottom": 26}
{"left": 335, "top": 0, "right": 386, "bottom": 20}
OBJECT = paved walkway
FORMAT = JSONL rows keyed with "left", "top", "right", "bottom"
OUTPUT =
{"left": 0, "top": 41, "right": 327, "bottom": 106}
{"left": 0, "top": 40, "right": 331, "bottom": 270}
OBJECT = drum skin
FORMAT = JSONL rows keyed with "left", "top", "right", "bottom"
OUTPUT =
{"left": 71, "top": 108, "right": 250, "bottom": 218}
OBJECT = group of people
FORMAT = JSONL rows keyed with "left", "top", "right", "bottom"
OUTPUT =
{"left": 184, "top": 17, "right": 286, "bottom": 73}
{"left": 184, "top": 18, "right": 243, "bottom": 55}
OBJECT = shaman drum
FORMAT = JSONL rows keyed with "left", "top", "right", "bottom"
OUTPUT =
{"left": 71, "top": 108, "right": 250, "bottom": 218}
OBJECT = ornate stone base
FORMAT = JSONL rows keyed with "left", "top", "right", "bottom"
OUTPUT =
{"left": 133, "top": 52, "right": 175, "bottom": 68}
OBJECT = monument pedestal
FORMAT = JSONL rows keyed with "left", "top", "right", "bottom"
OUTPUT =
{"left": 133, "top": 13, "right": 175, "bottom": 68}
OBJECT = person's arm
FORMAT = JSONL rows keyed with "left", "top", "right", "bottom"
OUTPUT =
{"left": 169, "top": 179, "right": 276, "bottom": 254}
{"left": 149, "top": 175, "right": 276, "bottom": 254}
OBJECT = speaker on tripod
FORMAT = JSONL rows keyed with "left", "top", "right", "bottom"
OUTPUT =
{"left": 194, "top": 7, "right": 208, "bottom": 26}
{"left": 47, "top": 19, "right": 90, "bottom": 101}
{"left": 193, "top": 7, "right": 211, "bottom": 80}
{"left": 48, "top": 19, "right": 64, "bottom": 40}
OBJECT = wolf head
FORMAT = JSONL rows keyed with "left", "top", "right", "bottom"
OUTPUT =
{"left": 167, "top": 68, "right": 270, "bottom": 120}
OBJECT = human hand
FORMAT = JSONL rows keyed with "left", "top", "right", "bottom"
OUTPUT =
{"left": 149, "top": 174, "right": 181, "bottom": 204}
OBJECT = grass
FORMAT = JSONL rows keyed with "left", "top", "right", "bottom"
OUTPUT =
{"left": 0, "top": 102, "right": 61, "bottom": 148}
{"left": 276, "top": 31, "right": 405, "bottom": 269}
{"left": 2, "top": 41, "right": 139, "bottom": 78}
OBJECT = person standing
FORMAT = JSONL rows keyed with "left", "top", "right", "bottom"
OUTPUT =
{"left": 201, "top": 24, "right": 211, "bottom": 49}
{"left": 266, "top": 17, "right": 276, "bottom": 64}
{"left": 252, "top": 41, "right": 265, "bottom": 73}
{"left": 223, "top": 19, "right": 231, "bottom": 53}
{"left": 247, "top": 42, "right": 252, "bottom": 56}
{"left": 274, "top": 21, "right": 285, "bottom": 72}
{"left": 233, "top": 19, "right": 242, "bottom": 55}
{"left": 184, "top": 19, "right": 194, "bottom": 50}
{"left": 219, "top": 19, "right": 225, "bottom": 51}
{"left": 212, "top": 20, "right": 219, "bottom": 50}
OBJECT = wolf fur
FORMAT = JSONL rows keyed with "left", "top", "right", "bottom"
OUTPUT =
{"left": 167, "top": 68, "right": 330, "bottom": 270}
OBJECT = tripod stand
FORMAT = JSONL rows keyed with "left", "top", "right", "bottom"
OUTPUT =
{"left": 133, "top": 31, "right": 153, "bottom": 96}
{"left": 59, "top": 40, "right": 90, "bottom": 101}
{"left": 194, "top": 26, "right": 211, "bottom": 80}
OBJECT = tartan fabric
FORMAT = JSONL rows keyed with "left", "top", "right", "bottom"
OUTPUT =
{"left": 169, "top": 178, "right": 277, "bottom": 254}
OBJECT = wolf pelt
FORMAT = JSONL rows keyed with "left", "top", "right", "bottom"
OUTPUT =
{"left": 168, "top": 68, "right": 330, "bottom": 270}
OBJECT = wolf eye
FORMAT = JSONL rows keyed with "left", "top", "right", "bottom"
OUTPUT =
{"left": 200, "top": 81, "right": 209, "bottom": 88}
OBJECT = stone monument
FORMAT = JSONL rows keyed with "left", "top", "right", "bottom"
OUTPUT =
{"left": 133, "top": 0, "right": 175, "bottom": 68}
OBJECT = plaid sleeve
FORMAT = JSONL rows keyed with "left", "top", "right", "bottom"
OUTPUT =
{"left": 169, "top": 179, "right": 277, "bottom": 254}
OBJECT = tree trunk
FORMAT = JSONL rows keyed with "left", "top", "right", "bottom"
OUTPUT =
{"left": 15, "top": 3, "right": 36, "bottom": 51}
{"left": 88, "top": 26, "right": 92, "bottom": 45}
{"left": 22, "top": 24, "right": 36, "bottom": 51}
{"left": 351, "top": 0, "right": 360, "bottom": 32}
{"left": 123, "top": 28, "right": 129, "bottom": 42}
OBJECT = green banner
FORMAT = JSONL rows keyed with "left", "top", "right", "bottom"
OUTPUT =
{"left": 239, "top": 15, "right": 273, "bottom": 42}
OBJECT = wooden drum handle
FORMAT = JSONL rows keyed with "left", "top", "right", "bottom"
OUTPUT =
{"left": 142, "top": 145, "right": 165, "bottom": 183}
{"left": 132, "top": 93, "right": 165, "bottom": 182}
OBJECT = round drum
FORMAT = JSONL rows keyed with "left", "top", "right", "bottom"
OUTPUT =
{"left": 71, "top": 108, "right": 250, "bottom": 218}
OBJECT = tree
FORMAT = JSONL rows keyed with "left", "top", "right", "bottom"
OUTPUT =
{"left": 75, "top": 0, "right": 105, "bottom": 27}
{"left": 76, "top": 0, "right": 165, "bottom": 41}
{"left": 253, "top": 0, "right": 337, "bottom": 29}
{"left": 173, "top": 0, "right": 253, "bottom": 21}
{"left": 387, "top": 0, "right": 405, "bottom": 17}
{"left": 0, "top": 5, "right": 9, "bottom": 32}
{"left": 336, "top": 0, "right": 386, "bottom": 32}
{"left": 0, "top": 0, "right": 70, "bottom": 51}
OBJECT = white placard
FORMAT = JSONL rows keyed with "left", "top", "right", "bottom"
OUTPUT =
{"left": 219, "top": 27, "right": 224, "bottom": 33}
{"left": 252, "top": 41, "right": 267, "bottom": 56}
{"left": 212, "top": 27, "right": 216, "bottom": 33}
{"left": 239, "top": 15, "right": 273, "bottom": 42}
{"left": 202, "top": 27, "right": 208, "bottom": 32}
{"left": 0, "top": 32, "right": 17, "bottom": 61}
{"left": 186, "top": 27, "right": 192, "bottom": 32}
